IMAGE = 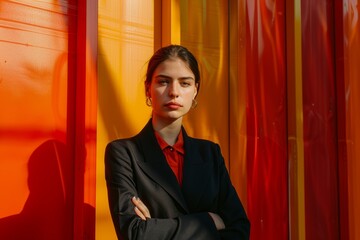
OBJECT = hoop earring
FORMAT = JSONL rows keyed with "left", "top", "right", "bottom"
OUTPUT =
{"left": 146, "top": 97, "right": 152, "bottom": 107}
{"left": 191, "top": 99, "right": 198, "bottom": 109}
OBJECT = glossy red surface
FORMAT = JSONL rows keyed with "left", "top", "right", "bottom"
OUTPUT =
{"left": 301, "top": 1, "right": 340, "bottom": 239}
{"left": 244, "top": 1, "right": 288, "bottom": 239}
{"left": 335, "top": 1, "right": 360, "bottom": 240}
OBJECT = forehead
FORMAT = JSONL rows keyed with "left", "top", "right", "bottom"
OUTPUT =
{"left": 153, "top": 58, "right": 194, "bottom": 78}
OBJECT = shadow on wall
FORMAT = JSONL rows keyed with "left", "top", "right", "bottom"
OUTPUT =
{"left": 0, "top": 139, "right": 94, "bottom": 240}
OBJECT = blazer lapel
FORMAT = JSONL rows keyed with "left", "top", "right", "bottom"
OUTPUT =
{"left": 135, "top": 120, "right": 189, "bottom": 213}
{"left": 181, "top": 129, "right": 212, "bottom": 210}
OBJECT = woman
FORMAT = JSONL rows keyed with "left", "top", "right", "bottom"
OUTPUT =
{"left": 105, "top": 45, "right": 250, "bottom": 239}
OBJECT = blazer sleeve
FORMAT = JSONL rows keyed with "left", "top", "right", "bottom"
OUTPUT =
{"left": 213, "top": 143, "right": 251, "bottom": 239}
{"left": 105, "top": 140, "right": 220, "bottom": 240}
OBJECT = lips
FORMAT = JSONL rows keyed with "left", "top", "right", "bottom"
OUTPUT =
{"left": 164, "top": 102, "right": 182, "bottom": 109}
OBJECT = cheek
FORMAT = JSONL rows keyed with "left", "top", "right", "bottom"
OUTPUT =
{"left": 150, "top": 88, "right": 164, "bottom": 102}
{"left": 184, "top": 92, "right": 195, "bottom": 103}
{"left": 149, "top": 86, "right": 157, "bottom": 97}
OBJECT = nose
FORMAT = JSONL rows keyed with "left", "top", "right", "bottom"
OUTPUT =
{"left": 168, "top": 82, "right": 179, "bottom": 98}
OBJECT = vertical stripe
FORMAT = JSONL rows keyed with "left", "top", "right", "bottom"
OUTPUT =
{"left": 161, "top": 0, "right": 181, "bottom": 45}
{"left": 295, "top": 0, "right": 306, "bottom": 239}
{"left": 228, "top": 0, "right": 248, "bottom": 207}
{"left": 245, "top": 0, "right": 288, "bottom": 239}
{"left": 286, "top": 0, "right": 306, "bottom": 239}
{"left": 301, "top": 0, "right": 340, "bottom": 239}
{"left": 333, "top": 1, "right": 349, "bottom": 239}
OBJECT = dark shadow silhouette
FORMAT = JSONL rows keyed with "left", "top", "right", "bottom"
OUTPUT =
{"left": 0, "top": 139, "right": 95, "bottom": 240}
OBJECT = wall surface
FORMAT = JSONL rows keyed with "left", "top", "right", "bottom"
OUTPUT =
{"left": 0, "top": 0, "right": 359, "bottom": 240}
{"left": 0, "top": 0, "right": 97, "bottom": 239}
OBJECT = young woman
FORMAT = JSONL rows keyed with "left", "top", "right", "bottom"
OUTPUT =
{"left": 105, "top": 45, "right": 250, "bottom": 239}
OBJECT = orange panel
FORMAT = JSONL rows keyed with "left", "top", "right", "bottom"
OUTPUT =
{"left": 0, "top": 1, "right": 97, "bottom": 239}
{"left": 0, "top": 1, "right": 74, "bottom": 239}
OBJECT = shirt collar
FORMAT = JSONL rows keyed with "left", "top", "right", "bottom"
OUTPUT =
{"left": 154, "top": 130, "right": 184, "bottom": 154}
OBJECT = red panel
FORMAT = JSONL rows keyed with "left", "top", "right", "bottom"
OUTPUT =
{"left": 244, "top": 1, "right": 288, "bottom": 239}
{"left": 301, "top": 0, "right": 340, "bottom": 239}
{"left": 71, "top": 0, "right": 97, "bottom": 239}
{"left": 334, "top": 1, "right": 349, "bottom": 239}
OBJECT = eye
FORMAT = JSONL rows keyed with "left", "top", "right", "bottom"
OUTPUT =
{"left": 157, "top": 79, "right": 169, "bottom": 85}
{"left": 180, "top": 80, "right": 192, "bottom": 87}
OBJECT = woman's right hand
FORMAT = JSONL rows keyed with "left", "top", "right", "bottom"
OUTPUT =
{"left": 208, "top": 212, "right": 225, "bottom": 230}
{"left": 132, "top": 196, "right": 151, "bottom": 220}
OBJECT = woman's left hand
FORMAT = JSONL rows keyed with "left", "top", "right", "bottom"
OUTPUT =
{"left": 132, "top": 196, "right": 151, "bottom": 220}
{"left": 208, "top": 212, "right": 225, "bottom": 230}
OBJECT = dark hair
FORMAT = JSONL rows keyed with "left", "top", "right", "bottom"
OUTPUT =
{"left": 145, "top": 45, "right": 200, "bottom": 97}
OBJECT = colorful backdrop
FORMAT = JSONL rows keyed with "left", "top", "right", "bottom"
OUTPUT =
{"left": 0, "top": 0, "right": 359, "bottom": 240}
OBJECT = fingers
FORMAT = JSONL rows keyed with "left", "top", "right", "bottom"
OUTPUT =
{"left": 208, "top": 212, "right": 225, "bottom": 230}
{"left": 132, "top": 196, "right": 151, "bottom": 220}
{"left": 134, "top": 206, "right": 146, "bottom": 220}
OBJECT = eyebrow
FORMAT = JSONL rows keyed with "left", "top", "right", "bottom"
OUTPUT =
{"left": 154, "top": 74, "right": 195, "bottom": 80}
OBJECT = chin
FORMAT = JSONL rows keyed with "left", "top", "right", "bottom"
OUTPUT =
{"left": 164, "top": 113, "right": 184, "bottom": 121}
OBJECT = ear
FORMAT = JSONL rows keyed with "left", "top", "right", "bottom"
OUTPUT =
{"left": 145, "top": 83, "right": 151, "bottom": 98}
{"left": 193, "top": 83, "right": 198, "bottom": 98}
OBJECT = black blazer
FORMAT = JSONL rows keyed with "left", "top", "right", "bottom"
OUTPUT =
{"left": 105, "top": 120, "right": 250, "bottom": 240}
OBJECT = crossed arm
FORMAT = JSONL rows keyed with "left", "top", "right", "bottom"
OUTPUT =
{"left": 131, "top": 196, "right": 225, "bottom": 230}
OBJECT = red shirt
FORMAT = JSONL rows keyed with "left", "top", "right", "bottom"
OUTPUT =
{"left": 154, "top": 130, "right": 184, "bottom": 186}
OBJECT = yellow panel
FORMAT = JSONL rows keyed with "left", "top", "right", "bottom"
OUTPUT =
{"left": 180, "top": 0, "right": 230, "bottom": 164}
{"left": 96, "top": 0, "right": 154, "bottom": 239}
{"left": 228, "top": 0, "right": 248, "bottom": 206}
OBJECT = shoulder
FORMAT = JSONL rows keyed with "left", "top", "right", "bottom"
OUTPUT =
{"left": 185, "top": 135, "right": 222, "bottom": 156}
{"left": 105, "top": 136, "right": 141, "bottom": 159}
{"left": 183, "top": 127, "right": 219, "bottom": 146}
{"left": 106, "top": 137, "right": 135, "bottom": 149}
{"left": 188, "top": 136, "right": 218, "bottom": 147}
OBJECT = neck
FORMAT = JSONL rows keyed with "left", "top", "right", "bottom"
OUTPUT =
{"left": 152, "top": 117, "right": 182, "bottom": 146}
